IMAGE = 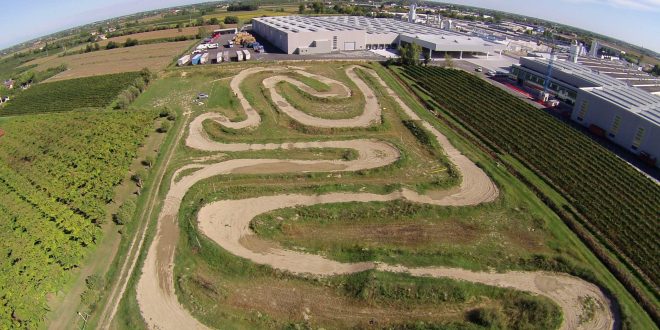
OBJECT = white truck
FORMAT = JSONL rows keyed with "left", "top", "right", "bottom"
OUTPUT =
{"left": 242, "top": 49, "right": 251, "bottom": 60}
{"left": 216, "top": 52, "right": 223, "bottom": 63}
{"left": 236, "top": 50, "right": 244, "bottom": 61}
{"left": 177, "top": 54, "right": 191, "bottom": 66}
{"left": 200, "top": 52, "right": 209, "bottom": 64}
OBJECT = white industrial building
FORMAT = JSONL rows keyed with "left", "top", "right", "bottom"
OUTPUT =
{"left": 252, "top": 15, "right": 504, "bottom": 56}
{"left": 510, "top": 57, "right": 660, "bottom": 166}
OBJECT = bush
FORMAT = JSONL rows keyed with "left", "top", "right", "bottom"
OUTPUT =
{"left": 113, "top": 196, "right": 137, "bottom": 225}
{"left": 158, "top": 121, "right": 171, "bottom": 133}
{"left": 124, "top": 38, "right": 139, "bottom": 47}
{"left": 468, "top": 307, "right": 504, "bottom": 328}
{"left": 106, "top": 41, "right": 119, "bottom": 50}
{"left": 224, "top": 16, "right": 239, "bottom": 24}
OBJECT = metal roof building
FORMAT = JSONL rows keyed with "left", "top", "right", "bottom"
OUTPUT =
{"left": 510, "top": 57, "right": 660, "bottom": 166}
{"left": 252, "top": 15, "right": 504, "bottom": 55}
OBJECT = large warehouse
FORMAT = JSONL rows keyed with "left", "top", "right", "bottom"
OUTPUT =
{"left": 510, "top": 57, "right": 660, "bottom": 166}
{"left": 252, "top": 15, "right": 504, "bottom": 56}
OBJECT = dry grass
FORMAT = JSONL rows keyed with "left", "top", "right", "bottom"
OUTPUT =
{"left": 22, "top": 41, "right": 193, "bottom": 81}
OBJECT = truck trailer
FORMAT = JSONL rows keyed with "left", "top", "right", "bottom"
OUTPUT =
{"left": 200, "top": 52, "right": 209, "bottom": 64}
{"left": 177, "top": 55, "right": 191, "bottom": 66}
{"left": 242, "top": 49, "right": 251, "bottom": 60}
{"left": 216, "top": 52, "right": 223, "bottom": 63}
{"left": 223, "top": 51, "right": 230, "bottom": 62}
{"left": 191, "top": 54, "right": 202, "bottom": 65}
{"left": 236, "top": 50, "right": 244, "bottom": 61}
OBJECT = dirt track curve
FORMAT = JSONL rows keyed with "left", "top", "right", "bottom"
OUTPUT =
{"left": 134, "top": 65, "right": 614, "bottom": 330}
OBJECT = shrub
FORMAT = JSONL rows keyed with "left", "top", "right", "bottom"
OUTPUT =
{"left": 113, "top": 196, "right": 137, "bottom": 225}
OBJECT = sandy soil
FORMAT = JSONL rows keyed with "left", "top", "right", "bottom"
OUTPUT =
{"left": 135, "top": 65, "right": 614, "bottom": 330}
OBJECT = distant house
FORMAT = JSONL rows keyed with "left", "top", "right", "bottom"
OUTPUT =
{"left": 3, "top": 79, "right": 14, "bottom": 89}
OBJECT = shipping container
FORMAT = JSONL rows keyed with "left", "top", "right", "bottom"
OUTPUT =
{"left": 177, "top": 55, "right": 191, "bottom": 66}
{"left": 216, "top": 52, "right": 223, "bottom": 63}
{"left": 242, "top": 49, "right": 251, "bottom": 60}
{"left": 191, "top": 54, "right": 202, "bottom": 65}
{"left": 223, "top": 51, "right": 230, "bottom": 62}
{"left": 236, "top": 50, "right": 244, "bottom": 61}
{"left": 200, "top": 53, "right": 209, "bottom": 64}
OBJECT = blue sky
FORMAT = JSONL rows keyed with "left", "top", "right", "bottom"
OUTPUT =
{"left": 439, "top": 0, "right": 660, "bottom": 53}
{"left": 1, "top": 0, "right": 659, "bottom": 52}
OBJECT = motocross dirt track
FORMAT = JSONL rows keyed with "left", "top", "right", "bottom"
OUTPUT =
{"left": 135, "top": 65, "right": 615, "bottom": 330}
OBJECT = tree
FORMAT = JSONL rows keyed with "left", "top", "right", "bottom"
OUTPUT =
{"left": 423, "top": 50, "right": 431, "bottom": 65}
{"left": 197, "top": 26, "right": 208, "bottom": 39}
{"left": 298, "top": 3, "right": 305, "bottom": 14}
{"left": 312, "top": 1, "right": 325, "bottom": 14}
{"left": 398, "top": 43, "right": 421, "bottom": 66}
{"left": 224, "top": 16, "right": 239, "bottom": 24}
{"left": 93, "top": 43, "right": 100, "bottom": 51}
{"left": 208, "top": 17, "right": 219, "bottom": 25}
{"left": 444, "top": 53, "right": 454, "bottom": 68}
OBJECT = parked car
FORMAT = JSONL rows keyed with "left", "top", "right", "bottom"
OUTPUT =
{"left": 486, "top": 70, "right": 496, "bottom": 76}
{"left": 475, "top": 67, "right": 483, "bottom": 72}
{"left": 207, "top": 43, "right": 219, "bottom": 49}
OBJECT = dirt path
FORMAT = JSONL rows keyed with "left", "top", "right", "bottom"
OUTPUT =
{"left": 135, "top": 65, "right": 614, "bottom": 330}
{"left": 96, "top": 113, "right": 192, "bottom": 330}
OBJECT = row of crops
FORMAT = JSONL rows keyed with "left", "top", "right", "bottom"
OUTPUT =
{"left": 0, "top": 109, "right": 156, "bottom": 328}
{"left": 0, "top": 71, "right": 143, "bottom": 116}
{"left": 400, "top": 66, "right": 660, "bottom": 297}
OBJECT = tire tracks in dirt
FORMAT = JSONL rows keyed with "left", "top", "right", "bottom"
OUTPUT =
{"left": 134, "top": 65, "right": 614, "bottom": 330}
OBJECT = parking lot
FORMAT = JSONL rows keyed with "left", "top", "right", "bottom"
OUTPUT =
{"left": 182, "top": 30, "right": 386, "bottom": 65}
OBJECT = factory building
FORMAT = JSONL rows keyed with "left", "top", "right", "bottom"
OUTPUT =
{"left": 510, "top": 57, "right": 660, "bottom": 166}
{"left": 252, "top": 16, "right": 504, "bottom": 56}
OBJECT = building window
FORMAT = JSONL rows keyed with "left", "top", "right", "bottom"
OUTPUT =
{"left": 609, "top": 115, "right": 621, "bottom": 137}
{"left": 632, "top": 127, "right": 645, "bottom": 150}
{"left": 576, "top": 100, "right": 589, "bottom": 121}
{"left": 332, "top": 36, "right": 337, "bottom": 50}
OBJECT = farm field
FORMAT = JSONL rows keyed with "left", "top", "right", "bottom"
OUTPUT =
{"left": 96, "top": 62, "right": 635, "bottom": 330}
{"left": 397, "top": 65, "right": 660, "bottom": 324}
{"left": 0, "top": 72, "right": 142, "bottom": 116}
{"left": 19, "top": 41, "right": 192, "bottom": 81}
{"left": 0, "top": 109, "right": 157, "bottom": 328}
{"left": 202, "top": 6, "right": 299, "bottom": 22}
{"left": 92, "top": 25, "right": 222, "bottom": 48}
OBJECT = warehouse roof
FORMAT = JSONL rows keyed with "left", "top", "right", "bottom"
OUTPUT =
{"left": 253, "top": 16, "right": 363, "bottom": 33}
{"left": 523, "top": 57, "right": 628, "bottom": 88}
{"left": 315, "top": 16, "right": 460, "bottom": 36}
{"left": 582, "top": 86, "right": 660, "bottom": 125}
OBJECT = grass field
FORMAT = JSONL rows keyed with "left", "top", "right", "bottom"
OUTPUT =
{"left": 91, "top": 25, "right": 222, "bottom": 48}
{"left": 19, "top": 41, "right": 193, "bottom": 81}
